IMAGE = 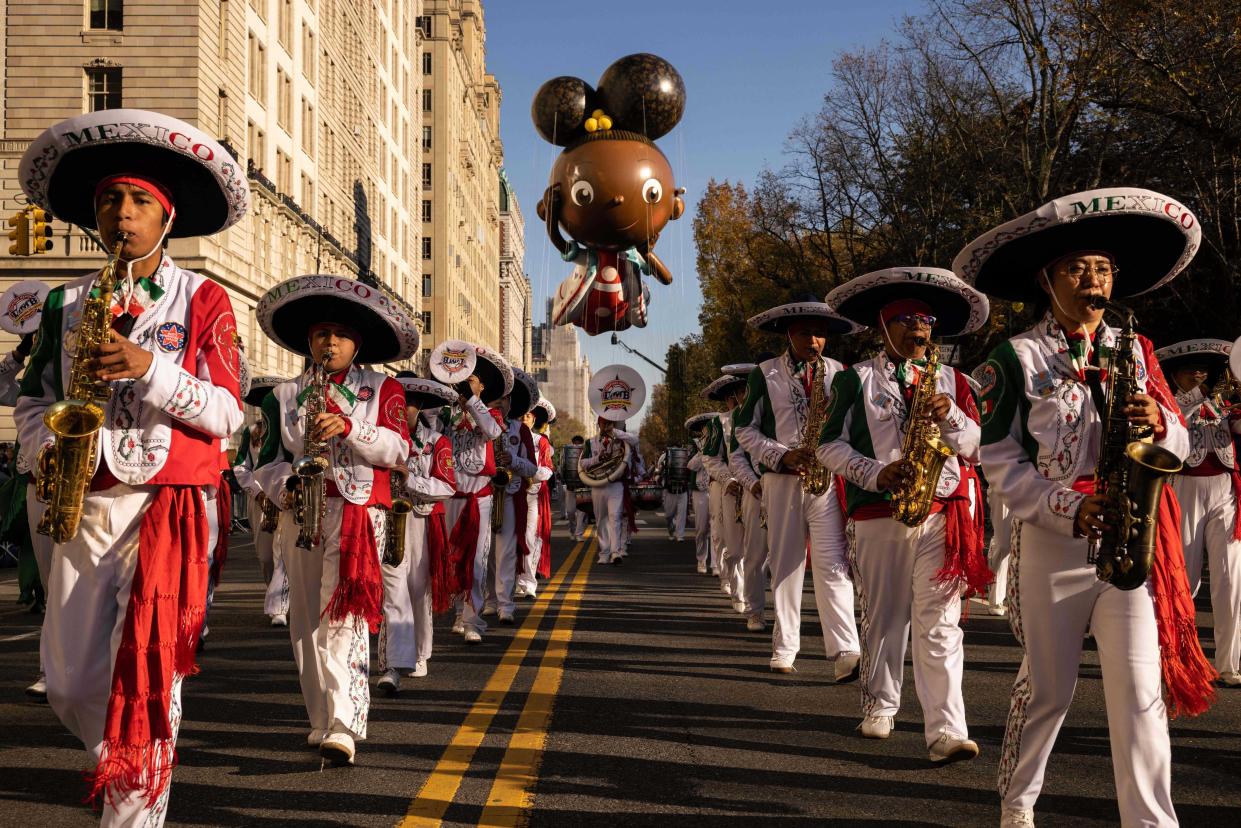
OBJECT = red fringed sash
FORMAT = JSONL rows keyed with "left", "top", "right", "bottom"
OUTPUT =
{"left": 425, "top": 506, "right": 456, "bottom": 614}
{"left": 537, "top": 484, "right": 553, "bottom": 578}
{"left": 937, "top": 467, "right": 993, "bottom": 599}
{"left": 448, "top": 487, "right": 491, "bottom": 609}
{"left": 325, "top": 503, "right": 384, "bottom": 633}
{"left": 89, "top": 487, "right": 207, "bottom": 808}
{"left": 1230, "top": 465, "right": 1241, "bottom": 542}
{"left": 514, "top": 485, "right": 531, "bottom": 577}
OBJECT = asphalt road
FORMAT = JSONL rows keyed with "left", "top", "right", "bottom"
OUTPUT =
{"left": 0, "top": 506, "right": 1239, "bottom": 827}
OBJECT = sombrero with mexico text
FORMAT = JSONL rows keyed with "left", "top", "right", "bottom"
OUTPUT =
{"left": 747, "top": 293, "right": 864, "bottom": 335}
{"left": 952, "top": 187, "right": 1200, "bottom": 301}
{"left": 826, "top": 267, "right": 990, "bottom": 337}
{"left": 20, "top": 108, "right": 248, "bottom": 237}
{"left": 685, "top": 413, "right": 714, "bottom": 434}
{"left": 533, "top": 396, "right": 557, "bottom": 429}
{"left": 257, "top": 274, "right": 420, "bottom": 364}
{"left": 510, "top": 368, "right": 540, "bottom": 419}
{"left": 473, "top": 345, "right": 515, "bottom": 404}
{"left": 1156, "top": 339, "right": 1232, "bottom": 386}
{"left": 244, "top": 374, "right": 285, "bottom": 407}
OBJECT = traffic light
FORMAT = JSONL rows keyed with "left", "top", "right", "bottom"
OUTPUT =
{"left": 7, "top": 209, "right": 30, "bottom": 256}
{"left": 29, "top": 207, "right": 53, "bottom": 254}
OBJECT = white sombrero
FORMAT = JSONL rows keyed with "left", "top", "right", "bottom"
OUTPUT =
{"left": 721, "top": 362, "right": 757, "bottom": 377}
{"left": 244, "top": 373, "right": 285, "bottom": 406}
{"left": 429, "top": 339, "right": 478, "bottom": 385}
{"left": 257, "top": 274, "right": 420, "bottom": 364}
{"left": 395, "top": 372, "right": 457, "bottom": 407}
{"left": 1157, "top": 339, "right": 1232, "bottom": 384}
{"left": 952, "top": 187, "right": 1200, "bottom": 301}
{"left": 685, "top": 413, "right": 715, "bottom": 433}
{"left": 0, "top": 280, "right": 48, "bottom": 335}
{"left": 510, "top": 368, "right": 540, "bottom": 418}
{"left": 474, "top": 345, "right": 515, "bottom": 403}
{"left": 533, "top": 396, "right": 557, "bottom": 429}
{"left": 20, "top": 109, "right": 248, "bottom": 237}
{"left": 826, "top": 267, "right": 990, "bottom": 337}
{"left": 703, "top": 373, "right": 748, "bottom": 401}
{"left": 747, "top": 300, "right": 864, "bottom": 335}
{"left": 589, "top": 364, "right": 646, "bottom": 422}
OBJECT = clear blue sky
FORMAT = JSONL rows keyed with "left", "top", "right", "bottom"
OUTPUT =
{"left": 485, "top": 0, "right": 926, "bottom": 423}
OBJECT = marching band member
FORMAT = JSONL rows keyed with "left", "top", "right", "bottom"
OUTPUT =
{"left": 734, "top": 297, "right": 862, "bottom": 677}
{"left": 702, "top": 368, "right": 753, "bottom": 611}
{"left": 1158, "top": 339, "right": 1241, "bottom": 687}
{"left": 517, "top": 397, "right": 557, "bottom": 600}
{"left": 486, "top": 369, "right": 540, "bottom": 624}
{"left": 561, "top": 434, "right": 589, "bottom": 541}
{"left": 579, "top": 365, "right": 645, "bottom": 565}
{"left": 728, "top": 369, "right": 771, "bottom": 633}
{"left": 254, "top": 274, "right": 415, "bottom": 766}
{"left": 440, "top": 343, "right": 510, "bottom": 643}
{"left": 14, "top": 109, "right": 247, "bottom": 823}
{"left": 655, "top": 444, "right": 689, "bottom": 542}
{"left": 617, "top": 422, "right": 646, "bottom": 558}
{"left": 956, "top": 188, "right": 1217, "bottom": 827}
{"left": 686, "top": 414, "right": 715, "bottom": 574}
{"left": 378, "top": 373, "right": 458, "bottom": 694}
{"left": 818, "top": 267, "right": 991, "bottom": 762}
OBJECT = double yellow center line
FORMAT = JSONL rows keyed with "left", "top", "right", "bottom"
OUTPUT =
{"left": 400, "top": 530, "right": 597, "bottom": 826}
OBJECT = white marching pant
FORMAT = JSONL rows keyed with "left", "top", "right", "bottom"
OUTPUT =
{"left": 279, "top": 499, "right": 379, "bottom": 740}
{"left": 247, "top": 494, "right": 289, "bottom": 617}
{"left": 987, "top": 488, "right": 1013, "bottom": 613}
{"left": 761, "top": 472, "right": 859, "bottom": 664}
{"left": 488, "top": 494, "right": 520, "bottom": 614}
{"left": 720, "top": 488, "right": 746, "bottom": 599}
{"left": 740, "top": 487, "right": 768, "bottom": 617}
{"left": 663, "top": 490, "right": 688, "bottom": 539}
{"left": 1172, "top": 473, "right": 1241, "bottom": 676}
{"left": 708, "top": 481, "right": 725, "bottom": 572}
{"left": 852, "top": 513, "right": 967, "bottom": 745}
{"left": 25, "top": 485, "right": 53, "bottom": 588}
{"left": 40, "top": 484, "right": 181, "bottom": 827}
{"left": 518, "top": 493, "right": 541, "bottom": 596}
{"left": 380, "top": 514, "right": 432, "bottom": 670}
{"left": 562, "top": 485, "right": 574, "bottom": 521}
{"left": 691, "top": 490, "right": 711, "bottom": 564}
{"left": 445, "top": 494, "right": 493, "bottom": 633}
{"left": 591, "top": 482, "right": 624, "bottom": 561}
{"left": 999, "top": 519, "right": 1175, "bottom": 825}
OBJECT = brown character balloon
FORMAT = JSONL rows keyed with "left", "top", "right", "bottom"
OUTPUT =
{"left": 532, "top": 54, "right": 687, "bottom": 336}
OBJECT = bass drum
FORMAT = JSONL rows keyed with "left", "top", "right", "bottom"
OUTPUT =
{"left": 666, "top": 446, "right": 689, "bottom": 492}
{"left": 574, "top": 488, "right": 594, "bottom": 518}
{"left": 561, "top": 444, "right": 583, "bottom": 489}
{"left": 633, "top": 483, "right": 664, "bottom": 511}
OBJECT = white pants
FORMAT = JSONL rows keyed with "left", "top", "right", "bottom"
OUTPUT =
{"left": 562, "top": 485, "right": 574, "bottom": 520}
{"left": 380, "top": 514, "right": 432, "bottom": 670}
{"left": 852, "top": 514, "right": 967, "bottom": 745}
{"left": 663, "top": 490, "right": 688, "bottom": 539}
{"left": 41, "top": 485, "right": 180, "bottom": 827}
{"left": 708, "top": 481, "right": 725, "bottom": 572}
{"left": 248, "top": 494, "right": 289, "bottom": 617}
{"left": 761, "top": 472, "right": 859, "bottom": 664}
{"left": 719, "top": 487, "right": 746, "bottom": 599}
{"left": 691, "top": 490, "right": 711, "bottom": 564}
{"left": 591, "top": 482, "right": 624, "bottom": 561}
{"left": 445, "top": 494, "right": 493, "bottom": 633}
{"left": 1172, "top": 473, "right": 1241, "bottom": 675}
{"left": 518, "top": 493, "right": 542, "bottom": 596}
{"left": 279, "top": 499, "right": 378, "bottom": 739}
{"left": 999, "top": 519, "right": 1175, "bottom": 825}
{"left": 987, "top": 489, "right": 1012, "bottom": 612}
{"left": 740, "top": 487, "right": 768, "bottom": 617}
{"left": 488, "top": 492, "right": 521, "bottom": 614}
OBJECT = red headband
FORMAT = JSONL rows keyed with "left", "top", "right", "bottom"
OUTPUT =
{"left": 879, "top": 299, "right": 933, "bottom": 327}
{"left": 94, "top": 174, "right": 175, "bottom": 217}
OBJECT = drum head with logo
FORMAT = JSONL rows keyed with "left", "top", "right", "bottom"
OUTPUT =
{"left": 0, "top": 280, "right": 48, "bottom": 335}
{"left": 430, "top": 339, "right": 478, "bottom": 385}
{"left": 588, "top": 363, "right": 646, "bottom": 422}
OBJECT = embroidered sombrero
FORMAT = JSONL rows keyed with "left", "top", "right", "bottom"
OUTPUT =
{"left": 474, "top": 345, "right": 515, "bottom": 403}
{"left": 1156, "top": 339, "right": 1232, "bottom": 386}
{"left": 244, "top": 374, "right": 285, "bottom": 407}
{"left": 395, "top": 372, "right": 457, "bottom": 409}
{"left": 510, "top": 368, "right": 540, "bottom": 418}
{"left": 721, "top": 362, "right": 757, "bottom": 377}
{"left": 685, "top": 413, "right": 715, "bottom": 433}
{"left": 533, "top": 396, "right": 557, "bottom": 429}
{"left": 952, "top": 187, "right": 1200, "bottom": 301}
{"left": 703, "top": 373, "right": 747, "bottom": 401}
{"left": 19, "top": 109, "right": 248, "bottom": 237}
{"left": 257, "top": 274, "right": 420, "bottom": 364}
{"left": 747, "top": 299, "right": 864, "bottom": 335}
{"left": 826, "top": 267, "right": 990, "bottom": 337}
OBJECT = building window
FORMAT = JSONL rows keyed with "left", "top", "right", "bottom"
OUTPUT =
{"left": 422, "top": 163, "right": 431, "bottom": 188}
{"left": 422, "top": 237, "right": 432, "bottom": 259}
{"left": 249, "top": 35, "right": 265, "bottom": 103}
{"left": 421, "top": 200, "right": 431, "bottom": 222}
{"left": 302, "top": 24, "right": 316, "bottom": 83}
{"left": 422, "top": 274, "right": 432, "bottom": 297}
{"left": 276, "top": 149, "right": 291, "bottom": 193}
{"left": 416, "top": 15, "right": 431, "bottom": 37}
{"left": 301, "top": 99, "right": 315, "bottom": 155}
{"left": 276, "top": 68, "right": 291, "bottom": 130}
{"left": 422, "top": 126, "right": 432, "bottom": 151}
{"left": 85, "top": 66, "right": 122, "bottom": 111}
{"left": 277, "top": 0, "right": 292, "bottom": 49}
{"left": 421, "top": 311, "right": 432, "bottom": 332}
{"left": 422, "top": 51, "right": 432, "bottom": 74}
{"left": 422, "top": 89, "right": 432, "bottom": 112}
{"left": 89, "top": 0, "right": 124, "bottom": 31}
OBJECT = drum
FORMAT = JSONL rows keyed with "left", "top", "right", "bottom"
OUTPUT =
{"left": 561, "top": 444, "right": 583, "bottom": 489}
{"left": 574, "top": 488, "right": 594, "bottom": 517}
{"left": 633, "top": 484, "right": 664, "bottom": 511}
{"left": 666, "top": 446, "right": 689, "bottom": 492}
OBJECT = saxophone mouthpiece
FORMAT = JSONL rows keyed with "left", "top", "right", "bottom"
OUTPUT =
{"left": 912, "top": 337, "right": 929, "bottom": 347}
{"left": 112, "top": 231, "right": 132, "bottom": 244}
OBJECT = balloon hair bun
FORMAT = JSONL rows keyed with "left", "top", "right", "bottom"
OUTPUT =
{"left": 532, "top": 54, "right": 685, "bottom": 146}
{"left": 531, "top": 76, "right": 597, "bottom": 146}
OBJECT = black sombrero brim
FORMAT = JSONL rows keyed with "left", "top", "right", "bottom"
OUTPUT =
{"left": 834, "top": 282, "right": 977, "bottom": 338}
{"left": 533, "top": 408, "right": 552, "bottom": 429}
{"left": 405, "top": 391, "right": 449, "bottom": 410}
{"left": 244, "top": 385, "right": 278, "bottom": 406}
{"left": 756, "top": 315, "right": 858, "bottom": 335}
{"left": 269, "top": 297, "right": 400, "bottom": 364}
{"left": 509, "top": 377, "right": 538, "bottom": 419}
{"left": 972, "top": 215, "right": 1187, "bottom": 301}
{"left": 1159, "top": 352, "right": 1230, "bottom": 386}
{"left": 47, "top": 143, "right": 231, "bottom": 238}
{"left": 475, "top": 360, "right": 508, "bottom": 404}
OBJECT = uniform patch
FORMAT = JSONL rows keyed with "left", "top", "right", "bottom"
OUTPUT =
{"left": 1032, "top": 370, "right": 1057, "bottom": 398}
{"left": 1136, "top": 361, "right": 1148, "bottom": 382}
{"left": 213, "top": 313, "right": 240, "bottom": 380}
{"left": 974, "top": 363, "right": 998, "bottom": 397}
{"left": 437, "top": 445, "right": 455, "bottom": 476}
{"left": 357, "top": 385, "right": 375, "bottom": 401}
{"left": 155, "top": 322, "right": 187, "bottom": 352}
{"left": 383, "top": 395, "right": 405, "bottom": 430}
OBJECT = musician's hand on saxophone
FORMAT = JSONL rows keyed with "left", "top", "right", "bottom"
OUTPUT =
{"left": 725, "top": 480, "right": 742, "bottom": 498}
{"left": 750, "top": 481, "right": 763, "bottom": 499}
{"left": 779, "top": 447, "right": 815, "bottom": 471}
{"left": 924, "top": 392, "right": 953, "bottom": 423}
{"left": 1074, "top": 494, "right": 1112, "bottom": 540}
{"left": 94, "top": 329, "right": 153, "bottom": 381}
{"left": 1122, "top": 392, "right": 1160, "bottom": 429}
{"left": 311, "top": 411, "right": 349, "bottom": 441}
{"left": 877, "top": 459, "right": 912, "bottom": 492}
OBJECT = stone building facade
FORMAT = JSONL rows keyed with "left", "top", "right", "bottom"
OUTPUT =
{"left": 497, "top": 169, "right": 529, "bottom": 370}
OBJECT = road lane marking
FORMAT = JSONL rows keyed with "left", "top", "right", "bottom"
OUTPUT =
{"left": 479, "top": 524, "right": 595, "bottom": 825}
{"left": 0, "top": 630, "right": 40, "bottom": 643}
{"left": 399, "top": 529, "right": 595, "bottom": 827}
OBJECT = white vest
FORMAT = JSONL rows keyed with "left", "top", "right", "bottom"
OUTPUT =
{"left": 1176, "top": 387, "right": 1236, "bottom": 470}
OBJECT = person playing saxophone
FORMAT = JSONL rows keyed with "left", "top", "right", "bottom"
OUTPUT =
{"left": 734, "top": 294, "right": 862, "bottom": 677}
{"left": 701, "top": 368, "right": 752, "bottom": 614}
{"left": 818, "top": 268, "right": 992, "bottom": 764}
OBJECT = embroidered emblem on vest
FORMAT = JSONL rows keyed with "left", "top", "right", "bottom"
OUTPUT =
{"left": 357, "top": 385, "right": 375, "bottom": 401}
{"left": 155, "top": 322, "right": 187, "bottom": 352}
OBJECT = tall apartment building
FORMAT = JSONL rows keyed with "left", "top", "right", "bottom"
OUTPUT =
{"left": 0, "top": 0, "right": 425, "bottom": 438}
{"left": 530, "top": 299, "right": 594, "bottom": 438}
{"left": 419, "top": 0, "right": 502, "bottom": 357}
{"left": 497, "top": 169, "right": 529, "bottom": 370}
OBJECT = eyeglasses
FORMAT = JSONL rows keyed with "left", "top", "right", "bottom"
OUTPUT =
{"left": 1058, "top": 261, "right": 1117, "bottom": 283}
{"left": 892, "top": 312, "right": 936, "bottom": 329}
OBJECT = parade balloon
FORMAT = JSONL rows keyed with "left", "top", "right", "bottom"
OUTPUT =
{"left": 596, "top": 54, "right": 686, "bottom": 142}
{"left": 531, "top": 76, "right": 596, "bottom": 146}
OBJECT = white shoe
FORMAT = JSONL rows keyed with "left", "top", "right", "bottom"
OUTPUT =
{"left": 720, "top": 581, "right": 731, "bottom": 595}
{"left": 859, "top": 715, "right": 893, "bottom": 739}
{"left": 610, "top": 554, "right": 623, "bottom": 565}
{"left": 711, "top": 567, "right": 719, "bottom": 576}
{"left": 834, "top": 652, "right": 861, "bottom": 683}
{"left": 597, "top": 555, "right": 610, "bottom": 565}
{"left": 513, "top": 585, "right": 529, "bottom": 598}
{"left": 319, "top": 731, "right": 356, "bottom": 766}
{"left": 270, "top": 613, "right": 288, "bottom": 627}
{"left": 451, "top": 617, "right": 465, "bottom": 634}
{"left": 676, "top": 536, "right": 685, "bottom": 542}
{"left": 987, "top": 604, "right": 1008, "bottom": 617}
{"left": 928, "top": 732, "right": 979, "bottom": 764}
{"left": 731, "top": 599, "right": 746, "bottom": 614}
{"left": 523, "top": 590, "right": 537, "bottom": 601}
{"left": 498, "top": 612, "right": 515, "bottom": 625}
{"left": 696, "top": 562, "right": 708, "bottom": 574}
{"left": 307, "top": 728, "right": 328, "bottom": 747}
{"left": 25, "top": 675, "right": 47, "bottom": 699}
{"left": 769, "top": 658, "right": 796, "bottom": 674}
{"left": 377, "top": 668, "right": 400, "bottom": 696}
{"left": 1000, "top": 807, "right": 1035, "bottom": 827}
{"left": 464, "top": 629, "right": 482, "bottom": 644}
{"left": 746, "top": 616, "right": 766, "bottom": 632}
{"left": 410, "top": 660, "right": 428, "bottom": 678}
{"left": 481, "top": 604, "right": 498, "bottom": 617}
{"left": 1219, "top": 670, "right": 1241, "bottom": 687}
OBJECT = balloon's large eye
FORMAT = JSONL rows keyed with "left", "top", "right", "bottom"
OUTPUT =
{"left": 571, "top": 180, "right": 594, "bottom": 206}
{"left": 642, "top": 178, "right": 663, "bottom": 204}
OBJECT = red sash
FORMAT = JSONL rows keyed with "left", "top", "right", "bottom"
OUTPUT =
{"left": 448, "top": 486, "right": 492, "bottom": 608}
{"left": 426, "top": 505, "right": 456, "bottom": 614}
{"left": 325, "top": 503, "right": 384, "bottom": 633}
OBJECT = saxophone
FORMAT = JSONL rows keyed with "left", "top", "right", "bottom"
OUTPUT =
{"left": 258, "top": 494, "right": 280, "bottom": 532}
{"left": 291, "top": 353, "right": 331, "bottom": 549}
{"left": 36, "top": 233, "right": 129, "bottom": 542}
{"left": 385, "top": 470, "right": 412, "bottom": 566}
{"left": 797, "top": 361, "right": 831, "bottom": 496}
{"left": 891, "top": 343, "right": 956, "bottom": 528}
{"left": 1088, "top": 299, "right": 1183, "bottom": 590}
